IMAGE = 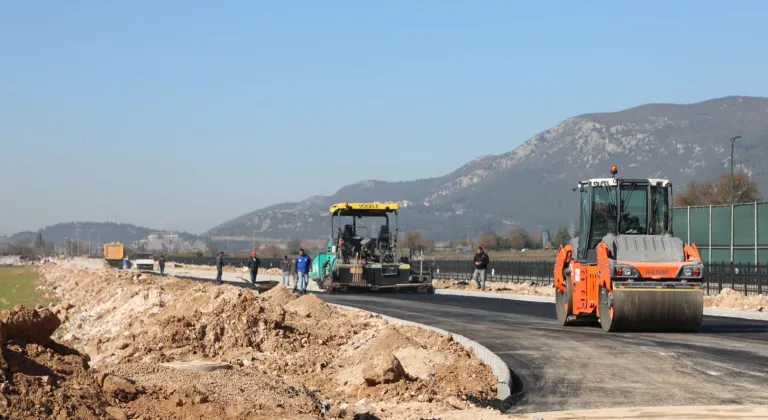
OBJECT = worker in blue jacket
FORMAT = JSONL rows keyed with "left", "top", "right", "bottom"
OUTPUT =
{"left": 295, "top": 248, "right": 311, "bottom": 295}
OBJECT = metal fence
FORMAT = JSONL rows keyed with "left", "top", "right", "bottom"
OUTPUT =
{"left": 164, "top": 256, "right": 767, "bottom": 296}
{"left": 431, "top": 259, "right": 767, "bottom": 296}
{"left": 673, "top": 201, "right": 768, "bottom": 264}
{"left": 165, "top": 256, "right": 284, "bottom": 269}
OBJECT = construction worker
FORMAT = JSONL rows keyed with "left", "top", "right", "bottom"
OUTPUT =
{"left": 472, "top": 246, "right": 489, "bottom": 290}
{"left": 247, "top": 252, "right": 261, "bottom": 285}
{"left": 296, "top": 248, "right": 311, "bottom": 295}
{"left": 158, "top": 254, "right": 166, "bottom": 275}
{"left": 280, "top": 255, "right": 291, "bottom": 287}
{"left": 215, "top": 251, "right": 224, "bottom": 285}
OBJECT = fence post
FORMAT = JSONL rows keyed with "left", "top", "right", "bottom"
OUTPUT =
{"left": 730, "top": 203, "right": 735, "bottom": 263}
{"left": 745, "top": 262, "right": 750, "bottom": 296}
{"left": 756, "top": 201, "right": 759, "bottom": 265}
{"left": 687, "top": 206, "right": 691, "bottom": 245}
{"left": 718, "top": 261, "right": 723, "bottom": 292}
{"left": 730, "top": 261, "right": 735, "bottom": 291}
{"left": 708, "top": 205, "right": 713, "bottom": 263}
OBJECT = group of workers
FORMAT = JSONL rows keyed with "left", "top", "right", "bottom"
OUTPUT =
{"left": 214, "top": 248, "right": 312, "bottom": 294}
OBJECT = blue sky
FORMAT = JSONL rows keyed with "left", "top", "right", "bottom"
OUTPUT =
{"left": 2, "top": 0, "right": 767, "bottom": 234}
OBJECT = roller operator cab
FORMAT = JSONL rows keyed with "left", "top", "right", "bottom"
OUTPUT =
{"left": 315, "top": 202, "right": 433, "bottom": 293}
{"left": 553, "top": 166, "right": 705, "bottom": 332}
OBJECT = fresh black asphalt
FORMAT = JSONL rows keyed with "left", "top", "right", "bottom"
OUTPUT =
{"left": 320, "top": 292, "right": 768, "bottom": 414}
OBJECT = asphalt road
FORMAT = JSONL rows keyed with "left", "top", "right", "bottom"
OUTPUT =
{"left": 320, "top": 292, "right": 768, "bottom": 414}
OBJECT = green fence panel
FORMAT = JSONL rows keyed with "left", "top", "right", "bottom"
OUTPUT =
{"left": 733, "top": 249, "right": 755, "bottom": 265}
{"left": 733, "top": 204, "right": 756, "bottom": 246}
{"left": 698, "top": 247, "right": 711, "bottom": 263}
{"left": 711, "top": 248, "right": 731, "bottom": 263}
{"left": 759, "top": 203, "right": 768, "bottom": 247}
{"left": 689, "top": 207, "right": 710, "bottom": 246}
{"left": 710, "top": 206, "right": 731, "bottom": 247}
{"left": 673, "top": 208, "right": 688, "bottom": 241}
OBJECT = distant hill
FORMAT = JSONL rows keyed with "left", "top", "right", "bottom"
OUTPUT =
{"left": 207, "top": 95, "right": 768, "bottom": 241}
{"left": 10, "top": 222, "right": 202, "bottom": 247}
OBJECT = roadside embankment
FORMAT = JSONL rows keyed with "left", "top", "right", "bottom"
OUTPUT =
{"left": 0, "top": 263, "right": 501, "bottom": 419}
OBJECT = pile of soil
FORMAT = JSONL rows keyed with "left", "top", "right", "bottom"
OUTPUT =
{"left": 704, "top": 287, "right": 767, "bottom": 312}
{"left": 0, "top": 306, "right": 115, "bottom": 419}
{"left": 432, "top": 279, "right": 555, "bottom": 296}
{"left": 28, "top": 263, "right": 497, "bottom": 419}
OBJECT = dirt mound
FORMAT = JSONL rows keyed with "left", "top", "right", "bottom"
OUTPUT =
{"left": 433, "top": 279, "right": 555, "bottom": 296}
{"left": 284, "top": 294, "right": 335, "bottom": 318}
{"left": 0, "top": 305, "right": 61, "bottom": 345}
{"left": 704, "top": 287, "right": 767, "bottom": 312}
{"left": 262, "top": 284, "right": 298, "bottom": 307}
{"left": 29, "top": 262, "right": 497, "bottom": 419}
{"left": 106, "top": 362, "right": 321, "bottom": 420}
{"left": 0, "top": 307, "right": 117, "bottom": 419}
{"left": 361, "top": 326, "right": 420, "bottom": 361}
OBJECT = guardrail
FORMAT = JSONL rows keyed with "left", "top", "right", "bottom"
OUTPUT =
{"left": 162, "top": 256, "right": 767, "bottom": 296}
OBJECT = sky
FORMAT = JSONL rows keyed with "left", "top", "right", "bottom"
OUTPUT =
{"left": 2, "top": 0, "right": 768, "bottom": 235}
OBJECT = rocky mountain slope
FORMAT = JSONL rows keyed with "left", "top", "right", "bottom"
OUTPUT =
{"left": 207, "top": 96, "right": 768, "bottom": 241}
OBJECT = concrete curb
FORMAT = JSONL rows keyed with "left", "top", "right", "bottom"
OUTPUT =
{"left": 328, "top": 302, "right": 512, "bottom": 407}
{"left": 434, "top": 289, "right": 768, "bottom": 321}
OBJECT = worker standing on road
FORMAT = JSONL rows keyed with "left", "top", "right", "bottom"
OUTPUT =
{"left": 296, "top": 249, "right": 311, "bottom": 295}
{"left": 215, "top": 251, "right": 224, "bottom": 285}
{"left": 472, "top": 246, "right": 489, "bottom": 290}
{"left": 280, "top": 255, "right": 291, "bottom": 287}
{"left": 247, "top": 252, "right": 261, "bottom": 285}
{"left": 158, "top": 254, "right": 166, "bottom": 275}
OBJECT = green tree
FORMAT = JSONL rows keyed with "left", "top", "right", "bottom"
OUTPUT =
{"left": 505, "top": 228, "right": 534, "bottom": 250}
{"left": 203, "top": 237, "right": 219, "bottom": 257}
{"left": 552, "top": 226, "right": 571, "bottom": 248}
{"left": 285, "top": 238, "right": 302, "bottom": 254}
{"left": 477, "top": 229, "right": 500, "bottom": 251}
{"left": 35, "top": 230, "right": 45, "bottom": 248}
{"left": 262, "top": 244, "right": 282, "bottom": 257}
{"left": 674, "top": 172, "right": 761, "bottom": 207}
{"left": 402, "top": 231, "right": 425, "bottom": 250}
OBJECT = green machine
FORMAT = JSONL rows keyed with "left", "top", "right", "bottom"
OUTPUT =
{"left": 313, "top": 202, "right": 432, "bottom": 293}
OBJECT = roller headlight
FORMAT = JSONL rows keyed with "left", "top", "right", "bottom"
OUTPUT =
{"left": 680, "top": 265, "right": 703, "bottom": 279}
{"left": 614, "top": 264, "right": 638, "bottom": 278}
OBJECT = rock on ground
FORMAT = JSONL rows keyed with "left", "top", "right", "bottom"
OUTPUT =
{"left": 362, "top": 352, "right": 407, "bottom": 386}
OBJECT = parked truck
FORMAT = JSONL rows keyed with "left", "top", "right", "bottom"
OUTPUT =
{"left": 103, "top": 243, "right": 125, "bottom": 269}
{"left": 134, "top": 253, "right": 155, "bottom": 272}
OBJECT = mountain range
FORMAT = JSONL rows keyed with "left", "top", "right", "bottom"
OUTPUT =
{"left": 181, "top": 96, "right": 768, "bottom": 241}
{"left": 10, "top": 222, "right": 202, "bottom": 249}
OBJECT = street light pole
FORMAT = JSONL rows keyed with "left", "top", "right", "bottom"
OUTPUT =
{"left": 729, "top": 136, "right": 742, "bottom": 205}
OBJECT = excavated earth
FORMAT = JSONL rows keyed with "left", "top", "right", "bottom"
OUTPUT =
{"left": 0, "top": 263, "right": 498, "bottom": 419}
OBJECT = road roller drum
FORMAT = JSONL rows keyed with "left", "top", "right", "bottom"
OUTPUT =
{"left": 598, "top": 285, "right": 704, "bottom": 332}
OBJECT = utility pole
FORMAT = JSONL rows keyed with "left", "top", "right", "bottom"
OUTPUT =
{"left": 729, "top": 136, "right": 741, "bottom": 205}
